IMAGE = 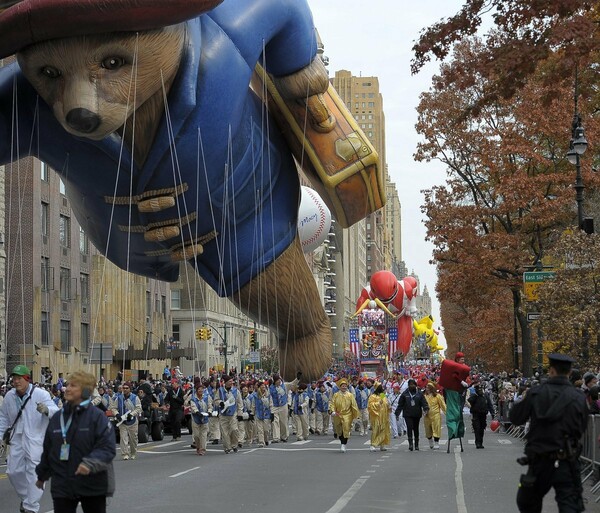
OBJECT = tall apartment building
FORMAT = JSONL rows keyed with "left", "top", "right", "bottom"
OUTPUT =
{"left": 331, "top": 70, "right": 388, "bottom": 284}
{"left": 3, "top": 157, "right": 172, "bottom": 381}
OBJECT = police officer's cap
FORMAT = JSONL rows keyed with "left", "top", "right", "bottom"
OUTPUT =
{"left": 547, "top": 353, "right": 576, "bottom": 365}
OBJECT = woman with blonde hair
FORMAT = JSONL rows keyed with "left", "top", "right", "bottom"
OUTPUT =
{"left": 367, "top": 382, "right": 391, "bottom": 452}
{"left": 36, "top": 371, "right": 115, "bottom": 513}
{"left": 424, "top": 382, "right": 446, "bottom": 450}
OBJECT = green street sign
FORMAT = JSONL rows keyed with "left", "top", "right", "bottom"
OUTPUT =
{"left": 523, "top": 271, "right": 555, "bottom": 301}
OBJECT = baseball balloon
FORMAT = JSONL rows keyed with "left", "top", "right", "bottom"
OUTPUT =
{"left": 297, "top": 186, "right": 332, "bottom": 253}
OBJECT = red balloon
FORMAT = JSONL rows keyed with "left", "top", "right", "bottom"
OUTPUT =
{"left": 490, "top": 419, "right": 500, "bottom": 432}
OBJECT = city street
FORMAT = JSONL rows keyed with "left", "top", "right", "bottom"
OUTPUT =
{"left": 0, "top": 419, "right": 590, "bottom": 513}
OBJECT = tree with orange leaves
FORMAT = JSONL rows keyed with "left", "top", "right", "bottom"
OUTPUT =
{"left": 416, "top": 36, "right": 600, "bottom": 374}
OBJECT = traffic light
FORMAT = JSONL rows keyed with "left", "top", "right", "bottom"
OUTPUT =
{"left": 195, "top": 327, "right": 209, "bottom": 340}
{"left": 249, "top": 329, "right": 256, "bottom": 350}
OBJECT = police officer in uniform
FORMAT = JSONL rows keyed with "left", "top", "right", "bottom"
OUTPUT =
{"left": 509, "top": 353, "right": 588, "bottom": 513}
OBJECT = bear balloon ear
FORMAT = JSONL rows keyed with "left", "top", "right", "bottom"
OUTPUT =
{"left": 0, "top": 0, "right": 224, "bottom": 59}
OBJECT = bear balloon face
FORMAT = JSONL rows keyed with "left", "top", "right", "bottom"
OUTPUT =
{"left": 17, "top": 25, "right": 186, "bottom": 141}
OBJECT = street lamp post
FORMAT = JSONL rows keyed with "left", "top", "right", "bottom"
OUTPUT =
{"left": 566, "top": 112, "right": 588, "bottom": 230}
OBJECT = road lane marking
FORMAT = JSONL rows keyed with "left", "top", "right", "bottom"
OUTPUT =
{"left": 454, "top": 447, "right": 468, "bottom": 513}
{"left": 498, "top": 439, "right": 512, "bottom": 444}
{"left": 152, "top": 441, "right": 183, "bottom": 448}
{"left": 325, "top": 476, "right": 370, "bottom": 513}
{"left": 170, "top": 466, "right": 201, "bottom": 478}
{"left": 329, "top": 440, "right": 340, "bottom": 445}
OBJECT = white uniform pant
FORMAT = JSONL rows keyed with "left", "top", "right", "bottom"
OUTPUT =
{"left": 316, "top": 411, "right": 330, "bottom": 434}
{"left": 397, "top": 411, "right": 407, "bottom": 434}
{"left": 355, "top": 408, "right": 369, "bottom": 435}
{"left": 6, "top": 434, "right": 44, "bottom": 513}
{"left": 119, "top": 421, "right": 138, "bottom": 458}
{"left": 295, "top": 413, "right": 309, "bottom": 440}
{"left": 271, "top": 404, "right": 289, "bottom": 442}
{"left": 191, "top": 421, "right": 209, "bottom": 451}
{"left": 238, "top": 419, "right": 255, "bottom": 444}
{"left": 389, "top": 412, "right": 400, "bottom": 437}
{"left": 208, "top": 416, "right": 221, "bottom": 441}
{"left": 219, "top": 415, "right": 239, "bottom": 451}
{"left": 256, "top": 418, "right": 271, "bottom": 445}
{"left": 308, "top": 408, "right": 316, "bottom": 431}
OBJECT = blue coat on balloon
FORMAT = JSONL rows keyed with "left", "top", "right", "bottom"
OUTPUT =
{"left": 0, "top": 0, "right": 317, "bottom": 295}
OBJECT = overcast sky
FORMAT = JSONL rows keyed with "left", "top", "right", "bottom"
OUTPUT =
{"left": 308, "top": 1, "right": 463, "bottom": 347}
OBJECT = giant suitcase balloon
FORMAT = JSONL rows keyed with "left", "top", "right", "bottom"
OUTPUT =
{"left": 439, "top": 359, "right": 471, "bottom": 392}
{"left": 252, "top": 65, "right": 385, "bottom": 228}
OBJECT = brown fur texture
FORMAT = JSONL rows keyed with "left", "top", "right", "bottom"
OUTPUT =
{"left": 17, "top": 25, "right": 186, "bottom": 166}
{"left": 232, "top": 237, "right": 332, "bottom": 381}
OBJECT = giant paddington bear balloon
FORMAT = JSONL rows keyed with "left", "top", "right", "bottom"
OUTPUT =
{"left": 0, "top": 0, "right": 384, "bottom": 380}
{"left": 355, "top": 271, "right": 418, "bottom": 355}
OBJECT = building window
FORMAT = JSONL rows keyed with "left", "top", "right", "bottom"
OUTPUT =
{"left": 80, "top": 273, "right": 89, "bottom": 304}
{"left": 60, "top": 267, "right": 71, "bottom": 300}
{"left": 155, "top": 294, "right": 160, "bottom": 313}
{"left": 172, "top": 323, "right": 180, "bottom": 342}
{"left": 79, "top": 227, "right": 89, "bottom": 254}
{"left": 146, "top": 291, "right": 151, "bottom": 316}
{"left": 162, "top": 295, "right": 166, "bottom": 315}
{"left": 59, "top": 178, "right": 66, "bottom": 195}
{"left": 41, "top": 202, "right": 49, "bottom": 240}
{"left": 171, "top": 289, "right": 181, "bottom": 310}
{"left": 369, "top": 132, "right": 373, "bottom": 137}
{"left": 361, "top": 102, "right": 366, "bottom": 108}
{"left": 81, "top": 323, "right": 89, "bottom": 353}
{"left": 41, "top": 311, "right": 49, "bottom": 346}
{"left": 60, "top": 320, "right": 71, "bottom": 352}
{"left": 59, "top": 215, "right": 70, "bottom": 247}
{"left": 368, "top": 114, "right": 373, "bottom": 119}
{"left": 368, "top": 102, "right": 374, "bottom": 107}
{"left": 41, "top": 257, "right": 51, "bottom": 291}
{"left": 40, "top": 162, "right": 48, "bottom": 182}
{"left": 368, "top": 93, "right": 374, "bottom": 98}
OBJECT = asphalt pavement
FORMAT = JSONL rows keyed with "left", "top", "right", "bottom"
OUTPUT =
{"left": 0, "top": 418, "right": 597, "bottom": 513}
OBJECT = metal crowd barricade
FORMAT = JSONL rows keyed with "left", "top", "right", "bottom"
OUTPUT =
{"left": 580, "top": 414, "right": 600, "bottom": 502}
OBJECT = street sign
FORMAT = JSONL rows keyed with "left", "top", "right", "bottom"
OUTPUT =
{"left": 527, "top": 312, "right": 541, "bottom": 322}
{"left": 523, "top": 271, "right": 555, "bottom": 301}
{"left": 248, "top": 351, "right": 260, "bottom": 363}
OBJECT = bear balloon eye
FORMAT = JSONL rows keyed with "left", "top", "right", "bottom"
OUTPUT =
{"left": 101, "top": 57, "right": 126, "bottom": 70}
{"left": 40, "top": 66, "right": 61, "bottom": 79}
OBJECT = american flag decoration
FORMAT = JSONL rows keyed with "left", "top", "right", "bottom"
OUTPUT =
{"left": 388, "top": 327, "right": 398, "bottom": 358}
{"left": 349, "top": 328, "right": 361, "bottom": 358}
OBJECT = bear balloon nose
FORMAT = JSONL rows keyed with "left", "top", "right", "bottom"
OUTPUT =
{"left": 66, "top": 108, "right": 101, "bottom": 133}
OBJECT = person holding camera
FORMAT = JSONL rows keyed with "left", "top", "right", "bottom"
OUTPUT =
{"left": 0, "top": 365, "right": 59, "bottom": 513}
{"left": 509, "top": 353, "right": 588, "bottom": 513}
{"left": 36, "top": 371, "right": 116, "bottom": 513}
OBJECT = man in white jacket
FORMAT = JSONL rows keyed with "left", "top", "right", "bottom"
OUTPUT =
{"left": 0, "top": 365, "right": 59, "bottom": 513}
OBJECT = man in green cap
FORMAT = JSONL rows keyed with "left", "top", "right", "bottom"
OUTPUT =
{"left": 0, "top": 364, "right": 59, "bottom": 513}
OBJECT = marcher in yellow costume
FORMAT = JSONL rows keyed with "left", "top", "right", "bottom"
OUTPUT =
{"left": 329, "top": 378, "right": 359, "bottom": 453}
{"left": 367, "top": 383, "right": 391, "bottom": 452}
{"left": 424, "top": 382, "right": 446, "bottom": 450}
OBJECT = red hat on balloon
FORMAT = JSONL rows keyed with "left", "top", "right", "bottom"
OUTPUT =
{"left": 0, "top": 0, "right": 224, "bottom": 59}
